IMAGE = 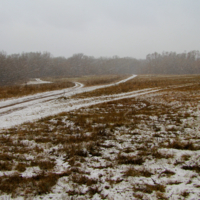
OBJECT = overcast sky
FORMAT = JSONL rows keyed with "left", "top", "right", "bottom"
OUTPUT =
{"left": 0, "top": 0, "right": 200, "bottom": 59}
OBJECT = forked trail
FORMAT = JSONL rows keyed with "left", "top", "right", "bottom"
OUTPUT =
{"left": 0, "top": 75, "right": 195, "bottom": 130}
{"left": 0, "top": 75, "right": 136, "bottom": 129}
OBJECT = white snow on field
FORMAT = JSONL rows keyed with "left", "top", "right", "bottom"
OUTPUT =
{"left": 0, "top": 75, "right": 137, "bottom": 130}
{"left": 0, "top": 75, "right": 200, "bottom": 199}
{"left": 0, "top": 88, "right": 160, "bottom": 130}
{"left": 0, "top": 82, "right": 83, "bottom": 111}
{"left": 26, "top": 78, "right": 52, "bottom": 85}
{"left": 0, "top": 75, "right": 195, "bottom": 130}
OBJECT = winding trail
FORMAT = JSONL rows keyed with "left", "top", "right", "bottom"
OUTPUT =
{"left": 1, "top": 74, "right": 189, "bottom": 130}
{"left": 0, "top": 74, "right": 196, "bottom": 130}
{"left": 0, "top": 82, "right": 83, "bottom": 111}
{"left": 0, "top": 75, "right": 136, "bottom": 116}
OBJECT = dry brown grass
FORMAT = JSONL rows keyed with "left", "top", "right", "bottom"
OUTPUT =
{"left": 0, "top": 161, "right": 13, "bottom": 171}
{"left": 181, "top": 165, "right": 200, "bottom": 173}
{"left": 0, "top": 172, "right": 60, "bottom": 197}
{"left": 70, "top": 174, "right": 98, "bottom": 186}
{"left": 0, "top": 74, "right": 199, "bottom": 198}
{"left": 77, "top": 74, "right": 128, "bottom": 86}
{"left": 0, "top": 81, "right": 74, "bottom": 100}
{"left": 65, "top": 74, "right": 128, "bottom": 86}
{"left": 164, "top": 139, "right": 200, "bottom": 150}
{"left": 124, "top": 167, "right": 153, "bottom": 177}
{"left": 75, "top": 74, "right": 200, "bottom": 98}
{"left": 133, "top": 183, "right": 166, "bottom": 194}
{"left": 181, "top": 190, "right": 190, "bottom": 198}
{"left": 156, "top": 191, "right": 168, "bottom": 200}
{"left": 117, "top": 153, "right": 144, "bottom": 165}
{"left": 159, "top": 169, "right": 175, "bottom": 178}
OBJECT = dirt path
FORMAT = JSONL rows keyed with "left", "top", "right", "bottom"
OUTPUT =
{"left": 1, "top": 74, "right": 197, "bottom": 131}
{"left": 0, "top": 75, "right": 137, "bottom": 130}
{"left": 0, "top": 82, "right": 83, "bottom": 111}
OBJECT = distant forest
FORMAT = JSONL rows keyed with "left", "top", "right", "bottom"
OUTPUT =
{"left": 0, "top": 50, "right": 200, "bottom": 86}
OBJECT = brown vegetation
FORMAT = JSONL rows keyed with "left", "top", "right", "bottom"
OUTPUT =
{"left": 1, "top": 50, "right": 200, "bottom": 87}
{"left": 0, "top": 75, "right": 199, "bottom": 198}
{"left": 0, "top": 81, "right": 74, "bottom": 100}
{"left": 75, "top": 74, "right": 200, "bottom": 98}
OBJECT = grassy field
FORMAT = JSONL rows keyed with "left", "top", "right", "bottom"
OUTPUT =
{"left": 0, "top": 75, "right": 199, "bottom": 199}
{"left": 75, "top": 74, "right": 200, "bottom": 98}
{"left": 57, "top": 74, "right": 128, "bottom": 87}
{"left": 0, "top": 75, "right": 127, "bottom": 100}
{"left": 0, "top": 81, "right": 74, "bottom": 100}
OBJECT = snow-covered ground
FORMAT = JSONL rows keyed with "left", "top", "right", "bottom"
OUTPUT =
{"left": 0, "top": 75, "right": 138, "bottom": 130}
{"left": 26, "top": 78, "right": 52, "bottom": 85}
{"left": 0, "top": 75, "right": 199, "bottom": 199}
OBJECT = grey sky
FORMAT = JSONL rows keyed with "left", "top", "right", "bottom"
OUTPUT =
{"left": 0, "top": 0, "right": 200, "bottom": 59}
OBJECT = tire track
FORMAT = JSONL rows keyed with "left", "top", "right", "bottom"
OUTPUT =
{"left": 0, "top": 75, "right": 138, "bottom": 129}
{"left": 0, "top": 82, "right": 83, "bottom": 115}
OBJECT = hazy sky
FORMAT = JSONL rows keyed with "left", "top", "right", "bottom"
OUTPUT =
{"left": 0, "top": 0, "right": 200, "bottom": 59}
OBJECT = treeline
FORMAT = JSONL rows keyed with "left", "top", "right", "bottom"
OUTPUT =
{"left": 0, "top": 50, "right": 200, "bottom": 86}
{"left": 0, "top": 52, "right": 142, "bottom": 86}
{"left": 146, "top": 51, "right": 200, "bottom": 74}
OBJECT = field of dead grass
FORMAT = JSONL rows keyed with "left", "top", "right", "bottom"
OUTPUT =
{"left": 0, "top": 75, "right": 200, "bottom": 199}
{"left": 64, "top": 74, "right": 128, "bottom": 86}
{"left": 0, "top": 81, "right": 74, "bottom": 100}
{"left": 75, "top": 74, "right": 200, "bottom": 98}
{"left": 0, "top": 75, "right": 127, "bottom": 100}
